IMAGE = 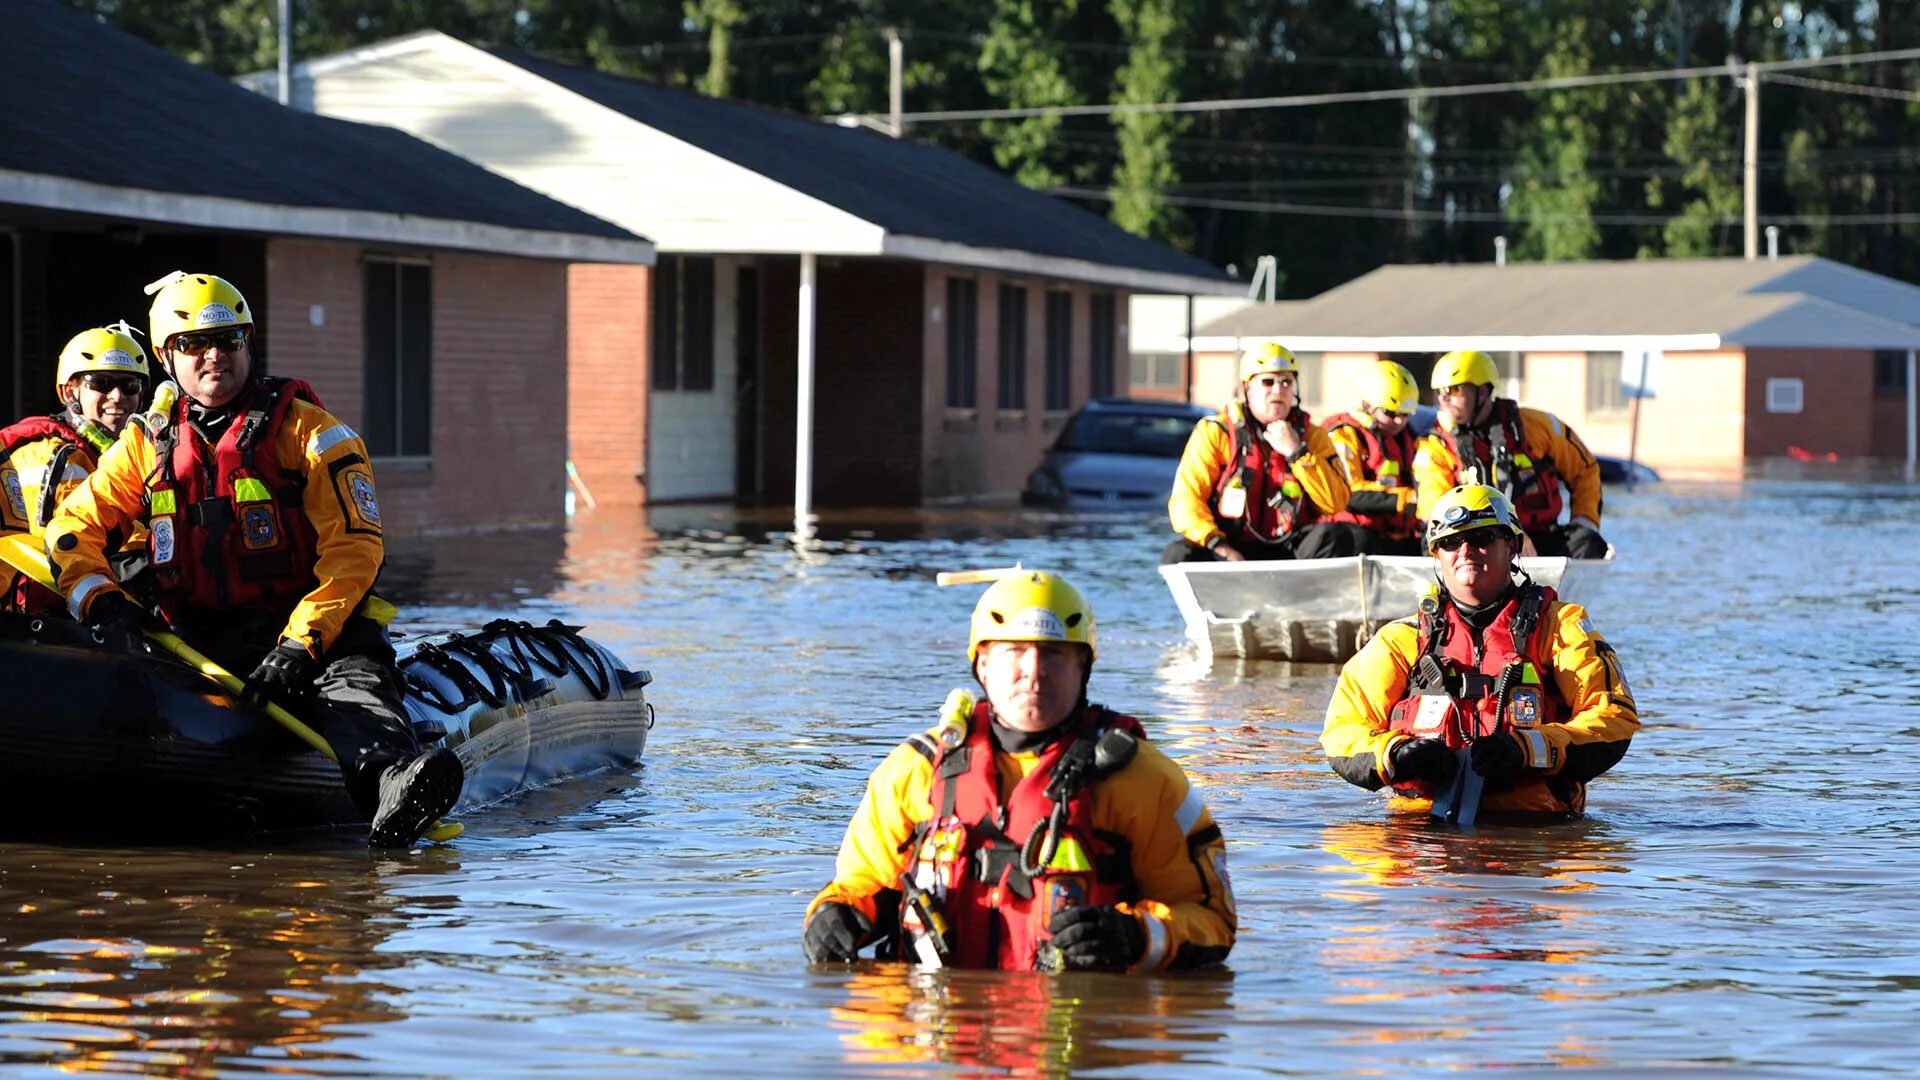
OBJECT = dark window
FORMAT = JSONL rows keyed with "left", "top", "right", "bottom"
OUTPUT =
{"left": 362, "top": 258, "right": 431, "bottom": 458}
{"left": 1875, "top": 349, "right": 1911, "bottom": 398}
{"left": 651, "top": 255, "right": 716, "bottom": 392}
{"left": 1089, "top": 293, "right": 1116, "bottom": 399}
{"left": 1044, "top": 290, "right": 1073, "bottom": 411}
{"left": 945, "top": 277, "right": 978, "bottom": 409}
{"left": 996, "top": 284, "right": 1027, "bottom": 410}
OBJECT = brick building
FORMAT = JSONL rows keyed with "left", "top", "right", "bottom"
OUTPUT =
{"left": 253, "top": 32, "right": 1238, "bottom": 507}
{"left": 0, "top": 0, "right": 653, "bottom": 537}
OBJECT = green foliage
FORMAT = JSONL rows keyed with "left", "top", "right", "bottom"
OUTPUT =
{"left": 979, "top": 0, "right": 1081, "bottom": 189}
{"left": 1107, "top": 0, "right": 1188, "bottom": 245}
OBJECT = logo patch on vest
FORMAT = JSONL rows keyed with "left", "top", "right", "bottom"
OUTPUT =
{"left": 194, "top": 304, "right": 239, "bottom": 328}
{"left": 1413, "top": 693, "right": 1451, "bottom": 733}
{"left": 151, "top": 517, "right": 176, "bottom": 565}
{"left": 346, "top": 471, "right": 380, "bottom": 524}
{"left": 242, "top": 504, "right": 279, "bottom": 550}
{"left": 1509, "top": 687, "right": 1541, "bottom": 727}
{"left": 1007, "top": 607, "right": 1065, "bottom": 641}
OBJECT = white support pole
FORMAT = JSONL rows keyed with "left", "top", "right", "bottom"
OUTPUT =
{"left": 887, "top": 29, "right": 904, "bottom": 138}
{"left": 794, "top": 252, "right": 818, "bottom": 533}
{"left": 277, "top": 0, "right": 292, "bottom": 106}
{"left": 1743, "top": 62, "right": 1759, "bottom": 260}
{"left": 1906, "top": 348, "right": 1916, "bottom": 482}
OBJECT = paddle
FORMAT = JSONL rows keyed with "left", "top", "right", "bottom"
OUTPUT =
{"left": 0, "top": 533, "right": 460, "bottom": 842}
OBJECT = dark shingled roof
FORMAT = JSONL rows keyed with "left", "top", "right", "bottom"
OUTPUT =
{"left": 481, "top": 46, "right": 1233, "bottom": 285}
{"left": 0, "top": 0, "right": 636, "bottom": 243}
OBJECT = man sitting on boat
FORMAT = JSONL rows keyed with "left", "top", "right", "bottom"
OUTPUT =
{"left": 804, "top": 570, "right": 1236, "bottom": 971}
{"left": 0, "top": 324, "right": 149, "bottom": 612}
{"left": 1320, "top": 484, "right": 1638, "bottom": 819}
{"left": 1413, "top": 350, "right": 1609, "bottom": 558}
{"left": 1321, "top": 360, "right": 1424, "bottom": 556}
{"left": 1162, "top": 342, "right": 1352, "bottom": 564}
{"left": 45, "top": 271, "right": 463, "bottom": 849}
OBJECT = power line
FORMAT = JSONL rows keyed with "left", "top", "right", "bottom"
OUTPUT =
{"left": 1767, "top": 71, "right": 1920, "bottom": 103}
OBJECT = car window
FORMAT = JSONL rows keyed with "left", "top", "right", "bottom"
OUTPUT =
{"left": 1055, "top": 411, "right": 1198, "bottom": 457}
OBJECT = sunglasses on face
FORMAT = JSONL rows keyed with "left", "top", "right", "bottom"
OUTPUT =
{"left": 1433, "top": 528, "right": 1506, "bottom": 552}
{"left": 80, "top": 373, "right": 145, "bottom": 397}
{"left": 1252, "top": 375, "right": 1295, "bottom": 390}
{"left": 169, "top": 328, "right": 248, "bottom": 356}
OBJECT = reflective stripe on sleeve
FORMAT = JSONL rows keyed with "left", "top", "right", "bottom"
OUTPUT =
{"left": 67, "top": 574, "right": 113, "bottom": 620}
{"left": 1173, "top": 783, "right": 1206, "bottom": 835}
{"left": 1520, "top": 729, "right": 1550, "bottom": 768}
{"left": 306, "top": 424, "right": 359, "bottom": 458}
{"left": 1133, "top": 912, "right": 1170, "bottom": 971}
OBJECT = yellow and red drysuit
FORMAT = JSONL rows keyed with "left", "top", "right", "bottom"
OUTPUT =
{"left": 1413, "top": 400, "right": 1602, "bottom": 535}
{"left": 1168, "top": 403, "right": 1350, "bottom": 553}
{"left": 807, "top": 699, "right": 1237, "bottom": 971}
{"left": 1322, "top": 582, "right": 1639, "bottom": 817}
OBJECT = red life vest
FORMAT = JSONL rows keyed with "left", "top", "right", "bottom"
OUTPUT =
{"left": 0, "top": 414, "right": 92, "bottom": 613}
{"left": 1322, "top": 412, "right": 1418, "bottom": 538}
{"left": 901, "top": 701, "right": 1144, "bottom": 971}
{"left": 1207, "top": 404, "right": 1320, "bottom": 546}
{"left": 145, "top": 378, "right": 324, "bottom": 625}
{"left": 1435, "top": 399, "right": 1565, "bottom": 531}
{"left": 1386, "top": 583, "right": 1566, "bottom": 800}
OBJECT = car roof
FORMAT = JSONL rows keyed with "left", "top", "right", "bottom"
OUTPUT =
{"left": 1081, "top": 396, "right": 1213, "bottom": 417}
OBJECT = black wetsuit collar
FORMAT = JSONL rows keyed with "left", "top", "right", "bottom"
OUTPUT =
{"left": 1453, "top": 584, "right": 1518, "bottom": 630}
{"left": 989, "top": 701, "right": 1086, "bottom": 754}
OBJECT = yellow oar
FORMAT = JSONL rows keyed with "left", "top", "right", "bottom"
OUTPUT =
{"left": 0, "top": 533, "right": 461, "bottom": 842}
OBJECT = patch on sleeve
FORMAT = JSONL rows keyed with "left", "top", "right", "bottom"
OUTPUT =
{"left": 3, "top": 470, "right": 25, "bottom": 524}
{"left": 1205, "top": 845, "right": 1237, "bottom": 921}
{"left": 338, "top": 467, "right": 382, "bottom": 529}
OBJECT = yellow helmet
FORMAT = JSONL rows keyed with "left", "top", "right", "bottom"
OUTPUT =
{"left": 1238, "top": 341, "right": 1300, "bottom": 383}
{"left": 55, "top": 323, "right": 150, "bottom": 395}
{"left": 145, "top": 271, "right": 253, "bottom": 348}
{"left": 1430, "top": 350, "right": 1499, "bottom": 390}
{"left": 1425, "top": 483, "right": 1524, "bottom": 552}
{"left": 966, "top": 569, "right": 1096, "bottom": 665}
{"left": 1360, "top": 360, "right": 1420, "bottom": 415}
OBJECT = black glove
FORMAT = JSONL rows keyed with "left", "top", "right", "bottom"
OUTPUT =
{"left": 1043, "top": 905, "right": 1145, "bottom": 972}
{"left": 1469, "top": 732, "right": 1527, "bottom": 784}
{"left": 1389, "top": 737, "right": 1458, "bottom": 787}
{"left": 803, "top": 902, "right": 869, "bottom": 964}
{"left": 243, "top": 640, "right": 319, "bottom": 708}
{"left": 1563, "top": 523, "right": 1609, "bottom": 559}
{"left": 83, "top": 591, "right": 149, "bottom": 650}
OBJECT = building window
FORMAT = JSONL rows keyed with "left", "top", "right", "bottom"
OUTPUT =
{"left": 1130, "top": 352, "right": 1184, "bottom": 390}
{"left": 996, "top": 284, "right": 1027, "bottom": 411}
{"left": 1766, "top": 377, "right": 1804, "bottom": 414}
{"left": 363, "top": 258, "right": 431, "bottom": 459}
{"left": 1089, "top": 293, "right": 1117, "bottom": 399}
{"left": 1875, "top": 349, "right": 1911, "bottom": 398}
{"left": 652, "top": 255, "right": 715, "bottom": 392}
{"left": 1587, "top": 351, "right": 1627, "bottom": 414}
{"left": 945, "top": 277, "right": 978, "bottom": 409}
{"left": 1044, "top": 290, "right": 1073, "bottom": 411}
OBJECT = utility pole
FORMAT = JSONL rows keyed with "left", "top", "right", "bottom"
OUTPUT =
{"left": 1743, "top": 61, "right": 1759, "bottom": 260}
{"left": 277, "top": 0, "right": 292, "bottom": 106}
{"left": 887, "top": 29, "right": 904, "bottom": 138}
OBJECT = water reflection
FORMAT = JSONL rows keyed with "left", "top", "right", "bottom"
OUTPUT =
{"left": 829, "top": 966, "right": 1234, "bottom": 1075}
{"left": 0, "top": 846, "right": 459, "bottom": 1074}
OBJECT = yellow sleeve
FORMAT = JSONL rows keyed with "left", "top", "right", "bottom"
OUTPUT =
{"left": 1296, "top": 423, "right": 1350, "bottom": 515}
{"left": 1523, "top": 409, "right": 1602, "bottom": 527}
{"left": 1412, "top": 432, "right": 1460, "bottom": 523}
{"left": 805, "top": 741, "right": 935, "bottom": 928}
{"left": 1092, "top": 743, "right": 1236, "bottom": 970}
{"left": 1322, "top": 620, "right": 1421, "bottom": 790}
{"left": 1328, "top": 423, "right": 1415, "bottom": 515}
{"left": 278, "top": 402, "right": 386, "bottom": 657}
{"left": 1529, "top": 602, "right": 1638, "bottom": 780}
{"left": 46, "top": 430, "right": 154, "bottom": 620}
{"left": 5, "top": 437, "right": 92, "bottom": 537}
{"left": 1168, "top": 417, "right": 1233, "bottom": 548}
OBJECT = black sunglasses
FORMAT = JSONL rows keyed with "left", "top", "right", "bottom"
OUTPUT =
{"left": 80, "top": 373, "right": 145, "bottom": 397}
{"left": 1433, "top": 528, "right": 1506, "bottom": 552}
{"left": 170, "top": 328, "right": 248, "bottom": 355}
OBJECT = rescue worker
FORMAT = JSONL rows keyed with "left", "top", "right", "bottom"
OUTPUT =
{"left": 1320, "top": 485, "right": 1638, "bottom": 819}
{"left": 1414, "top": 350, "right": 1608, "bottom": 558}
{"left": 0, "top": 325, "right": 149, "bottom": 611}
{"left": 46, "top": 271, "right": 462, "bottom": 848}
{"left": 1163, "top": 342, "right": 1352, "bottom": 563}
{"left": 804, "top": 570, "right": 1236, "bottom": 971}
{"left": 1321, "top": 360, "right": 1423, "bottom": 555}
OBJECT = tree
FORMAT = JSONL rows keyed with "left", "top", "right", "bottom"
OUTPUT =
{"left": 1107, "top": 0, "right": 1188, "bottom": 244}
{"left": 978, "top": 0, "right": 1082, "bottom": 189}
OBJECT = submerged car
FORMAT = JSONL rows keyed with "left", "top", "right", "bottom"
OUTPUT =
{"left": 1022, "top": 398, "right": 1213, "bottom": 508}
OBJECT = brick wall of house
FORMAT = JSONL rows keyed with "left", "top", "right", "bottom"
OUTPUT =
{"left": 1745, "top": 347, "right": 1874, "bottom": 459}
{"left": 568, "top": 263, "right": 651, "bottom": 506}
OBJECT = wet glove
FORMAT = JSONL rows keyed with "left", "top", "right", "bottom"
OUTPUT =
{"left": 803, "top": 902, "right": 870, "bottom": 964}
{"left": 83, "top": 591, "right": 150, "bottom": 650}
{"left": 1563, "top": 522, "right": 1608, "bottom": 559}
{"left": 1469, "top": 732, "right": 1527, "bottom": 784}
{"left": 1043, "top": 905, "right": 1146, "bottom": 972}
{"left": 244, "top": 640, "right": 319, "bottom": 708}
{"left": 1389, "top": 737, "right": 1458, "bottom": 787}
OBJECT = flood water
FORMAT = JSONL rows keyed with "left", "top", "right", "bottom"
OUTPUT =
{"left": 3, "top": 473, "right": 1919, "bottom": 1076}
